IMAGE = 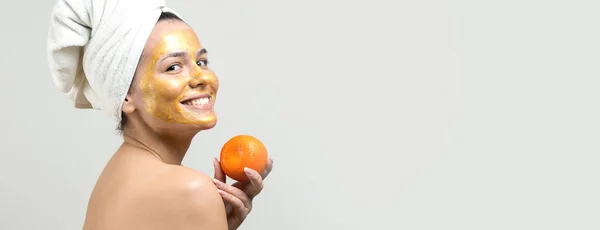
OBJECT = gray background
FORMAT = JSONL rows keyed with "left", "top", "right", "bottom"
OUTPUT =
{"left": 1, "top": 0, "right": 599, "bottom": 229}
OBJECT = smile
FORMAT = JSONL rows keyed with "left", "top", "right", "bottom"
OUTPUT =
{"left": 180, "top": 94, "right": 213, "bottom": 110}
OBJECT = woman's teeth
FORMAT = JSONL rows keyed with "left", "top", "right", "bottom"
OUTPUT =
{"left": 183, "top": 97, "right": 210, "bottom": 106}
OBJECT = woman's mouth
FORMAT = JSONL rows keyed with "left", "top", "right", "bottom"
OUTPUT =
{"left": 180, "top": 94, "right": 213, "bottom": 110}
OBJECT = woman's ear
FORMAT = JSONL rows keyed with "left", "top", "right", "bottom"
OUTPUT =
{"left": 122, "top": 94, "right": 136, "bottom": 115}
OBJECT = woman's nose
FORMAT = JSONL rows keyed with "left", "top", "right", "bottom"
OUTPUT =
{"left": 189, "top": 68, "right": 212, "bottom": 88}
{"left": 189, "top": 76, "right": 205, "bottom": 88}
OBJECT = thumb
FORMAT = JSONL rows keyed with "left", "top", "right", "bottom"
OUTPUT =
{"left": 213, "top": 157, "right": 227, "bottom": 183}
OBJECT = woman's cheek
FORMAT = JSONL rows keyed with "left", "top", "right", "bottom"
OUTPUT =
{"left": 207, "top": 72, "right": 219, "bottom": 92}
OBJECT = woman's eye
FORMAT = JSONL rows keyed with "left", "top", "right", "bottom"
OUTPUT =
{"left": 197, "top": 60, "right": 209, "bottom": 67}
{"left": 167, "top": 64, "right": 181, "bottom": 71}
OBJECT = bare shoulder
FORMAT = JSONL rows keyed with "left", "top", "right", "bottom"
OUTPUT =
{"left": 130, "top": 165, "right": 228, "bottom": 230}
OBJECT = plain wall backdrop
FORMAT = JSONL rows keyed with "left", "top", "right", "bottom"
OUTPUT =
{"left": 1, "top": 0, "right": 599, "bottom": 229}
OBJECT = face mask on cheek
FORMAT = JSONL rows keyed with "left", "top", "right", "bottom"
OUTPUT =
{"left": 141, "top": 74, "right": 218, "bottom": 124}
{"left": 139, "top": 74, "right": 187, "bottom": 123}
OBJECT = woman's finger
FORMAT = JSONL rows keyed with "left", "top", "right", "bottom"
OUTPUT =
{"left": 218, "top": 189, "right": 250, "bottom": 216}
{"left": 243, "top": 167, "right": 264, "bottom": 199}
{"left": 213, "top": 158, "right": 227, "bottom": 183}
{"left": 261, "top": 156, "right": 274, "bottom": 179}
{"left": 214, "top": 179, "right": 252, "bottom": 210}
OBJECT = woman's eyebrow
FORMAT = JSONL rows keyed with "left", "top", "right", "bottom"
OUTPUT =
{"left": 196, "top": 48, "right": 207, "bottom": 56}
{"left": 158, "top": 51, "right": 188, "bottom": 62}
{"left": 157, "top": 48, "right": 207, "bottom": 62}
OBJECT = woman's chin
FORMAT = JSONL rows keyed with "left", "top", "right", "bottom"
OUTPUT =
{"left": 144, "top": 110, "right": 218, "bottom": 134}
{"left": 179, "top": 113, "right": 218, "bottom": 131}
{"left": 192, "top": 119, "right": 217, "bottom": 131}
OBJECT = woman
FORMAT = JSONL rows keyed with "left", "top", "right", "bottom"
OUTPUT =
{"left": 47, "top": 0, "right": 273, "bottom": 229}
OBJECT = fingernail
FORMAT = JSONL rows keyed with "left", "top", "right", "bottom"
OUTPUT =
{"left": 218, "top": 189, "right": 226, "bottom": 196}
{"left": 244, "top": 167, "right": 254, "bottom": 176}
{"left": 213, "top": 179, "right": 223, "bottom": 188}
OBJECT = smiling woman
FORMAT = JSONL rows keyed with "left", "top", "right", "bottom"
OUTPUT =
{"left": 46, "top": 0, "right": 273, "bottom": 229}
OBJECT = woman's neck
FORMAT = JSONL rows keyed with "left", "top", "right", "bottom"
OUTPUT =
{"left": 122, "top": 126, "right": 195, "bottom": 165}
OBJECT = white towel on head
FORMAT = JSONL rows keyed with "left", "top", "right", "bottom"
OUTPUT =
{"left": 47, "top": 0, "right": 184, "bottom": 122}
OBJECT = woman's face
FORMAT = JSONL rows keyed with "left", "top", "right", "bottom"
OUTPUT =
{"left": 128, "top": 19, "right": 219, "bottom": 131}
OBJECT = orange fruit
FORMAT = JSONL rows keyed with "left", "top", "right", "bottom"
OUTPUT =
{"left": 219, "top": 135, "right": 268, "bottom": 182}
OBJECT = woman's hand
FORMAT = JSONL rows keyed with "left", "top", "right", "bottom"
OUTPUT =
{"left": 213, "top": 157, "right": 274, "bottom": 230}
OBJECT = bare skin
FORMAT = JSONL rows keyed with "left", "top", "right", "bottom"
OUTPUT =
{"left": 83, "top": 144, "right": 227, "bottom": 230}
{"left": 82, "top": 19, "right": 273, "bottom": 230}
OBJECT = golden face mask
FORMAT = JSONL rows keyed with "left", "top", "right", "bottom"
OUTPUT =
{"left": 137, "top": 28, "right": 219, "bottom": 125}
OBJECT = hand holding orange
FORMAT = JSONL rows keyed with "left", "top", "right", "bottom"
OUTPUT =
{"left": 219, "top": 134, "right": 269, "bottom": 182}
